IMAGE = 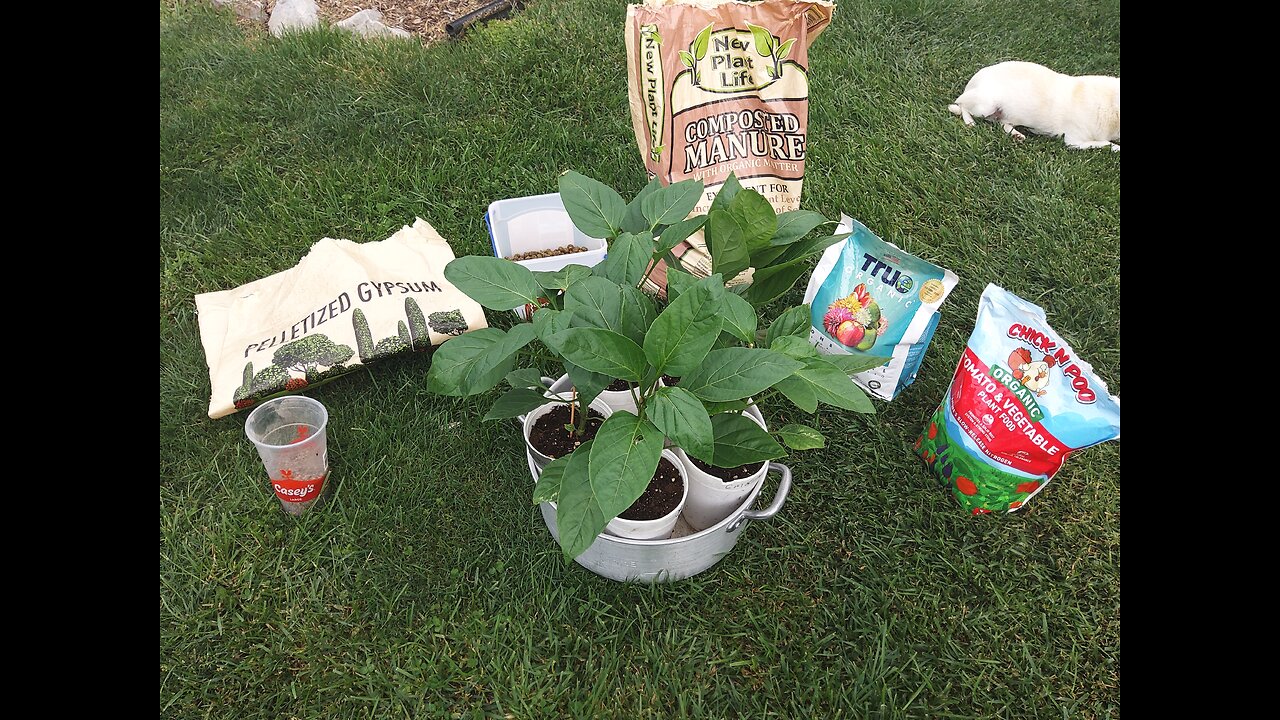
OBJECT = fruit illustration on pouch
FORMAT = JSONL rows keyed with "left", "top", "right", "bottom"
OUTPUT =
{"left": 823, "top": 283, "right": 887, "bottom": 349}
{"left": 835, "top": 320, "right": 864, "bottom": 346}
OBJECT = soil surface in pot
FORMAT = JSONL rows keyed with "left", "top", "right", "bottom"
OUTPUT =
{"left": 660, "top": 375, "right": 680, "bottom": 386}
{"left": 508, "top": 245, "right": 587, "bottom": 261}
{"left": 619, "top": 458, "right": 684, "bottom": 520}
{"left": 690, "top": 456, "right": 765, "bottom": 482}
{"left": 530, "top": 404, "right": 605, "bottom": 458}
{"left": 605, "top": 378, "right": 638, "bottom": 392}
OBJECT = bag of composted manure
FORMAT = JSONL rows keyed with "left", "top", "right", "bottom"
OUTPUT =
{"left": 917, "top": 284, "right": 1120, "bottom": 515}
{"left": 195, "top": 218, "right": 486, "bottom": 419}
{"left": 625, "top": 0, "right": 834, "bottom": 291}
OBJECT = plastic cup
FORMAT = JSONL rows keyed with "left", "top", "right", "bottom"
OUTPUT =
{"left": 244, "top": 395, "right": 329, "bottom": 515}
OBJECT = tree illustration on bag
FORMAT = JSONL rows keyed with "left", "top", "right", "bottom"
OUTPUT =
{"left": 428, "top": 309, "right": 469, "bottom": 337}
{"left": 272, "top": 335, "right": 355, "bottom": 390}
{"left": 353, "top": 308, "right": 375, "bottom": 362}
{"left": 405, "top": 298, "right": 431, "bottom": 352}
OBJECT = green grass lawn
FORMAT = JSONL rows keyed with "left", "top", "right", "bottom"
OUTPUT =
{"left": 160, "top": 1, "right": 1119, "bottom": 717}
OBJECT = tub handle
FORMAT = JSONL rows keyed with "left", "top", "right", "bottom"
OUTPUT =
{"left": 515, "top": 376, "right": 559, "bottom": 424}
{"left": 727, "top": 462, "right": 792, "bottom": 533}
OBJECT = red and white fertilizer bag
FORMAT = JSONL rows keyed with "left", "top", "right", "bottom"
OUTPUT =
{"left": 625, "top": 0, "right": 835, "bottom": 291}
{"left": 916, "top": 284, "right": 1120, "bottom": 515}
{"left": 195, "top": 219, "right": 486, "bottom": 419}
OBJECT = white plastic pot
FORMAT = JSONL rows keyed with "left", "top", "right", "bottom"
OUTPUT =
{"left": 522, "top": 389, "right": 613, "bottom": 470}
{"left": 604, "top": 449, "right": 688, "bottom": 540}
{"left": 676, "top": 404, "right": 769, "bottom": 531}
{"left": 597, "top": 377, "right": 668, "bottom": 415}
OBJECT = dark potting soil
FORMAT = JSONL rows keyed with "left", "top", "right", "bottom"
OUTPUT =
{"left": 530, "top": 404, "right": 605, "bottom": 458}
{"left": 606, "top": 378, "right": 637, "bottom": 392}
{"left": 690, "top": 456, "right": 764, "bottom": 482}
{"left": 618, "top": 458, "right": 684, "bottom": 521}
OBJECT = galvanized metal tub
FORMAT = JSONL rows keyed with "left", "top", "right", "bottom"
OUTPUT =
{"left": 526, "top": 449, "right": 792, "bottom": 583}
{"left": 519, "top": 375, "right": 794, "bottom": 582}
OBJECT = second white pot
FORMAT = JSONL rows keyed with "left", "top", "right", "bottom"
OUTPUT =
{"left": 605, "top": 449, "right": 689, "bottom": 541}
{"left": 676, "top": 404, "right": 769, "bottom": 531}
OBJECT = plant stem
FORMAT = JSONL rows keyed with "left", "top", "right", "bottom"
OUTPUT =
{"left": 639, "top": 255, "right": 661, "bottom": 289}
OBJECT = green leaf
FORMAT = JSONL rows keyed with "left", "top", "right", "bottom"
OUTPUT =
{"left": 769, "top": 334, "right": 821, "bottom": 361}
{"left": 776, "top": 37, "right": 796, "bottom": 61}
{"left": 709, "top": 173, "right": 743, "bottom": 214}
{"left": 788, "top": 358, "right": 877, "bottom": 413}
{"left": 777, "top": 423, "right": 824, "bottom": 450}
{"left": 552, "top": 327, "right": 649, "bottom": 382}
{"left": 533, "top": 308, "right": 572, "bottom": 350}
{"left": 726, "top": 189, "right": 777, "bottom": 252}
{"left": 564, "top": 362, "right": 610, "bottom": 410}
{"left": 620, "top": 284, "right": 657, "bottom": 343}
{"left": 565, "top": 275, "right": 626, "bottom": 332}
{"left": 771, "top": 210, "right": 830, "bottom": 247}
{"left": 705, "top": 209, "right": 751, "bottom": 281}
{"left": 774, "top": 375, "right": 819, "bottom": 412}
{"left": 692, "top": 23, "right": 713, "bottom": 60}
{"left": 766, "top": 304, "right": 813, "bottom": 347}
{"left": 643, "top": 274, "right": 724, "bottom": 376}
{"left": 720, "top": 292, "right": 758, "bottom": 343}
{"left": 595, "top": 232, "right": 652, "bottom": 287}
{"left": 553, "top": 440, "right": 603, "bottom": 559}
{"left": 641, "top": 179, "right": 703, "bottom": 228}
{"left": 444, "top": 256, "right": 541, "bottom": 311}
{"left": 425, "top": 325, "right": 536, "bottom": 397}
{"left": 564, "top": 275, "right": 651, "bottom": 345}
{"left": 483, "top": 387, "right": 554, "bottom": 421}
{"left": 587, "top": 413, "right": 665, "bottom": 519}
{"left": 559, "top": 170, "right": 626, "bottom": 239}
{"left": 654, "top": 215, "right": 707, "bottom": 256}
{"left": 824, "top": 353, "right": 893, "bottom": 374}
{"left": 533, "top": 264, "right": 594, "bottom": 291}
{"left": 505, "top": 368, "right": 547, "bottom": 389}
{"left": 647, "top": 386, "right": 714, "bottom": 462}
{"left": 746, "top": 23, "right": 776, "bottom": 57}
{"left": 701, "top": 398, "right": 753, "bottom": 415}
{"left": 665, "top": 267, "right": 698, "bottom": 303}
{"left": 741, "top": 260, "right": 810, "bottom": 307}
{"left": 777, "top": 232, "right": 850, "bottom": 265}
{"left": 623, "top": 177, "right": 664, "bottom": 233}
{"left": 532, "top": 454, "right": 571, "bottom": 505}
{"left": 678, "top": 49, "right": 695, "bottom": 67}
{"left": 749, "top": 245, "right": 789, "bottom": 269}
{"left": 711, "top": 413, "right": 785, "bottom": 467}
{"left": 682, "top": 347, "right": 804, "bottom": 402}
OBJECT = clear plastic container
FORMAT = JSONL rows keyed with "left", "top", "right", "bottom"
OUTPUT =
{"left": 486, "top": 192, "right": 608, "bottom": 318}
{"left": 244, "top": 395, "right": 329, "bottom": 515}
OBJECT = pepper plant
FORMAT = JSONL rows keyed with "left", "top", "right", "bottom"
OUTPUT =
{"left": 426, "top": 171, "right": 886, "bottom": 559}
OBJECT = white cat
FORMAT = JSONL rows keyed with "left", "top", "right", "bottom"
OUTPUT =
{"left": 949, "top": 61, "right": 1119, "bottom": 151}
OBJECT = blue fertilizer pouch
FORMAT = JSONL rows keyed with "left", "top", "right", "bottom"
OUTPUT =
{"left": 803, "top": 214, "right": 958, "bottom": 400}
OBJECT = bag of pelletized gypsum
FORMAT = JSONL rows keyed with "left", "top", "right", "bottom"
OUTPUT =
{"left": 625, "top": 0, "right": 834, "bottom": 292}
{"left": 803, "top": 214, "right": 958, "bottom": 400}
{"left": 916, "top": 284, "right": 1120, "bottom": 515}
{"left": 195, "top": 218, "right": 486, "bottom": 419}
